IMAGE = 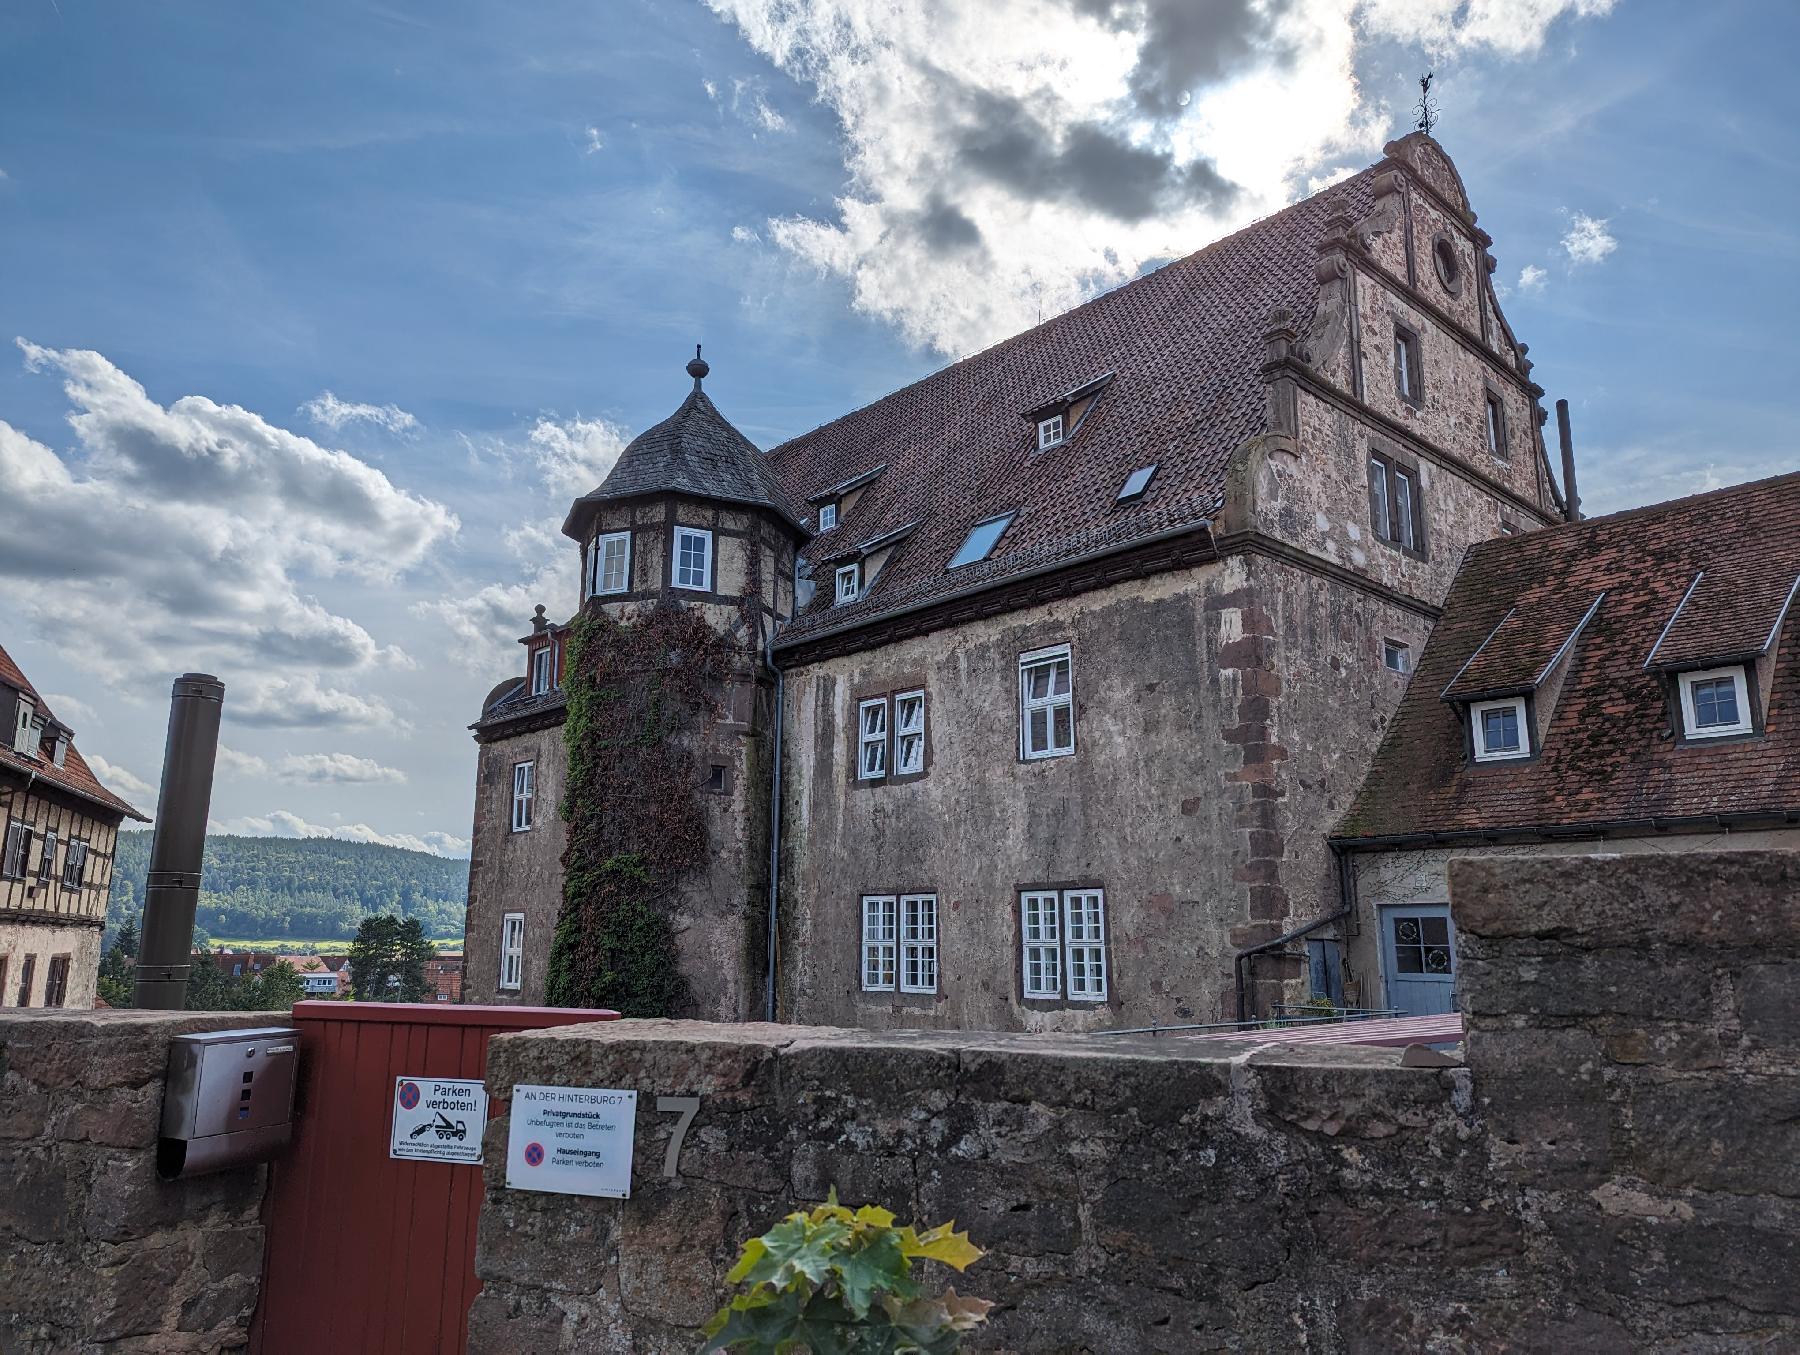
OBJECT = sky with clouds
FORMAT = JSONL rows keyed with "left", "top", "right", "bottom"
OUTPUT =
{"left": 0, "top": 0, "right": 1794, "bottom": 858}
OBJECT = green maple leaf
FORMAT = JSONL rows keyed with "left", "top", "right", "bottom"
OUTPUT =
{"left": 739, "top": 1215, "right": 849, "bottom": 1291}
{"left": 831, "top": 1230, "right": 913, "bottom": 1319}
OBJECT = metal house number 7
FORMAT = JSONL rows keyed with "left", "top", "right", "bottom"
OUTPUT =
{"left": 656, "top": 1095, "right": 701, "bottom": 1178}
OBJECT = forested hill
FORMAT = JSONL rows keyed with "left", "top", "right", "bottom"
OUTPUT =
{"left": 107, "top": 832, "right": 469, "bottom": 942}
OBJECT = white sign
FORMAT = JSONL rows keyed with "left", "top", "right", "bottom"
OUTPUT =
{"left": 390, "top": 1076, "right": 488, "bottom": 1165}
{"left": 505, "top": 1084, "right": 638, "bottom": 1198}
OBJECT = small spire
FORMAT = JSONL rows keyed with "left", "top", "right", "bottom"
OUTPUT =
{"left": 686, "top": 343, "right": 709, "bottom": 390}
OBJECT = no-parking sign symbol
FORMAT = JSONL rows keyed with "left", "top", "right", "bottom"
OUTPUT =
{"left": 389, "top": 1076, "right": 487, "bottom": 1165}
{"left": 523, "top": 1141, "right": 545, "bottom": 1167}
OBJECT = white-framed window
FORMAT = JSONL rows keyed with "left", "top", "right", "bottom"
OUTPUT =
{"left": 530, "top": 646, "right": 553, "bottom": 696}
{"left": 857, "top": 698, "right": 888, "bottom": 780}
{"left": 835, "top": 563, "right": 860, "bottom": 605}
{"left": 1037, "top": 414, "right": 1065, "bottom": 450}
{"left": 1382, "top": 638, "right": 1411, "bottom": 674}
{"left": 860, "top": 894, "right": 896, "bottom": 991}
{"left": 591, "top": 530, "right": 631, "bottom": 596}
{"left": 1678, "top": 666, "right": 1753, "bottom": 739}
{"left": 1, "top": 821, "right": 28, "bottom": 879}
{"left": 673, "top": 526, "right": 713, "bottom": 592}
{"left": 1471, "top": 696, "right": 1529, "bottom": 762}
{"left": 1020, "top": 890, "right": 1062, "bottom": 998}
{"left": 1020, "top": 888, "right": 1108, "bottom": 1001}
{"left": 61, "top": 840, "right": 86, "bottom": 890}
{"left": 1484, "top": 392, "right": 1507, "bottom": 460}
{"left": 1064, "top": 890, "right": 1108, "bottom": 1000}
{"left": 1368, "top": 453, "right": 1422, "bottom": 554}
{"left": 1019, "top": 644, "right": 1074, "bottom": 760}
{"left": 894, "top": 690, "right": 925, "bottom": 775}
{"left": 36, "top": 829, "right": 55, "bottom": 883}
{"left": 819, "top": 502, "right": 838, "bottom": 531}
{"left": 511, "top": 760, "right": 536, "bottom": 832}
{"left": 499, "top": 913, "right": 525, "bottom": 991}
{"left": 900, "top": 894, "right": 938, "bottom": 993}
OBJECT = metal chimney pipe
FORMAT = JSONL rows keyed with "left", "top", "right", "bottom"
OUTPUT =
{"left": 132, "top": 673, "right": 225, "bottom": 1010}
{"left": 1555, "top": 399, "right": 1582, "bottom": 524}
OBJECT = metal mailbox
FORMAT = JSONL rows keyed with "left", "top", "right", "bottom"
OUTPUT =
{"left": 157, "top": 1026, "right": 299, "bottom": 1180}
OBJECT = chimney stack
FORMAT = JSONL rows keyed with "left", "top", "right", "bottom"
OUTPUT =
{"left": 132, "top": 673, "right": 224, "bottom": 1010}
{"left": 1555, "top": 399, "right": 1581, "bottom": 524}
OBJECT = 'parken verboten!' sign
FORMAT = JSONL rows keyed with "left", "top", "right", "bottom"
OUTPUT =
{"left": 389, "top": 1077, "right": 488, "bottom": 1165}
{"left": 504, "top": 1085, "right": 637, "bottom": 1198}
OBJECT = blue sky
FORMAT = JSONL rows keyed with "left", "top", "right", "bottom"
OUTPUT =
{"left": 0, "top": 0, "right": 1794, "bottom": 855}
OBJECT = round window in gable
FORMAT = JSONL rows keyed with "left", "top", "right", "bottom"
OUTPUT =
{"left": 1432, "top": 233, "right": 1463, "bottom": 297}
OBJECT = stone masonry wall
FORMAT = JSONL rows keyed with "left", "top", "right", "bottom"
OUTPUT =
{"left": 0, "top": 1011, "right": 274, "bottom": 1355}
{"left": 471, "top": 850, "right": 1798, "bottom": 1353}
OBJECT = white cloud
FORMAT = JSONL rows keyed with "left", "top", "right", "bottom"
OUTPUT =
{"left": 1561, "top": 212, "right": 1617, "bottom": 266}
{"left": 1, "top": 342, "right": 453, "bottom": 721}
{"left": 216, "top": 745, "right": 270, "bottom": 777}
{"left": 86, "top": 753, "right": 156, "bottom": 804}
{"left": 705, "top": 0, "right": 1615, "bottom": 354}
{"left": 208, "top": 808, "right": 469, "bottom": 858}
{"left": 43, "top": 691, "right": 98, "bottom": 726}
{"left": 231, "top": 675, "right": 404, "bottom": 731}
{"left": 731, "top": 224, "right": 760, "bottom": 244}
{"left": 583, "top": 125, "right": 605, "bottom": 154}
{"left": 1518, "top": 263, "right": 1548, "bottom": 293}
{"left": 299, "top": 390, "right": 419, "bottom": 435}
{"left": 412, "top": 412, "right": 628, "bottom": 672}
{"left": 275, "top": 752, "right": 407, "bottom": 785}
{"left": 1359, "top": 0, "right": 1618, "bottom": 57}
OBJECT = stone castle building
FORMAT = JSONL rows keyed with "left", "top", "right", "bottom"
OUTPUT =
{"left": 0, "top": 641, "right": 147, "bottom": 1008}
{"left": 464, "top": 133, "right": 1569, "bottom": 1028}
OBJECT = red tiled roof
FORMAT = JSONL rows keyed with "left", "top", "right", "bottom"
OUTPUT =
{"left": 1338, "top": 472, "right": 1800, "bottom": 840}
{"left": 765, "top": 159, "right": 1387, "bottom": 647}
{"left": 0, "top": 640, "right": 147, "bottom": 821}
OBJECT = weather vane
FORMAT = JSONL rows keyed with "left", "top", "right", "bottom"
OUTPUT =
{"left": 1415, "top": 73, "right": 1438, "bottom": 135}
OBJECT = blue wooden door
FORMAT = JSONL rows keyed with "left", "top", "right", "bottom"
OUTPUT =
{"left": 1379, "top": 904, "right": 1457, "bottom": 1017}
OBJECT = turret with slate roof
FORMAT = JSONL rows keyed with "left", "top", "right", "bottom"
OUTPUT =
{"left": 560, "top": 347, "right": 807, "bottom": 646}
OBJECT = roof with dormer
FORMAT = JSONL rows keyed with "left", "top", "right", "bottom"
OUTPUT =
{"left": 0, "top": 640, "right": 148, "bottom": 821}
{"left": 1336, "top": 472, "right": 1800, "bottom": 842}
{"left": 562, "top": 360, "right": 809, "bottom": 540}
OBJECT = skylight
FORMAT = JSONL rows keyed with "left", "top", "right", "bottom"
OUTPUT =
{"left": 949, "top": 513, "right": 1015, "bottom": 570}
{"left": 1117, "top": 465, "right": 1157, "bottom": 503}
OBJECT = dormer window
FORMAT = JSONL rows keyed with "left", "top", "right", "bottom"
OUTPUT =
{"left": 819, "top": 502, "right": 838, "bottom": 531}
{"left": 835, "top": 562, "right": 860, "bottom": 605}
{"left": 1471, "top": 696, "right": 1529, "bottom": 762}
{"left": 1037, "top": 415, "right": 1065, "bottom": 451}
{"left": 1678, "top": 666, "right": 1752, "bottom": 739}
{"left": 530, "top": 646, "right": 553, "bottom": 696}
{"left": 12, "top": 696, "right": 35, "bottom": 756}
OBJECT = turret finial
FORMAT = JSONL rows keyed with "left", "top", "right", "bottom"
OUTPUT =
{"left": 686, "top": 343, "right": 709, "bottom": 389}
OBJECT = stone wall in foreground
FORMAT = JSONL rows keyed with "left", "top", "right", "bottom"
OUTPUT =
{"left": 470, "top": 850, "right": 1799, "bottom": 1354}
{"left": 0, "top": 1011, "right": 273, "bottom": 1355}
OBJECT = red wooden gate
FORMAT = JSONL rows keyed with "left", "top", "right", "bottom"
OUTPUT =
{"left": 250, "top": 1000, "right": 618, "bottom": 1355}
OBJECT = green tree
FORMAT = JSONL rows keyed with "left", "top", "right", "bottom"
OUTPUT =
{"left": 183, "top": 955, "right": 304, "bottom": 1011}
{"left": 96, "top": 917, "right": 140, "bottom": 1007}
{"left": 348, "top": 915, "right": 434, "bottom": 1002}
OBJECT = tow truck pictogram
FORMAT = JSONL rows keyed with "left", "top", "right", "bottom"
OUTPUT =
{"left": 408, "top": 1111, "right": 467, "bottom": 1142}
